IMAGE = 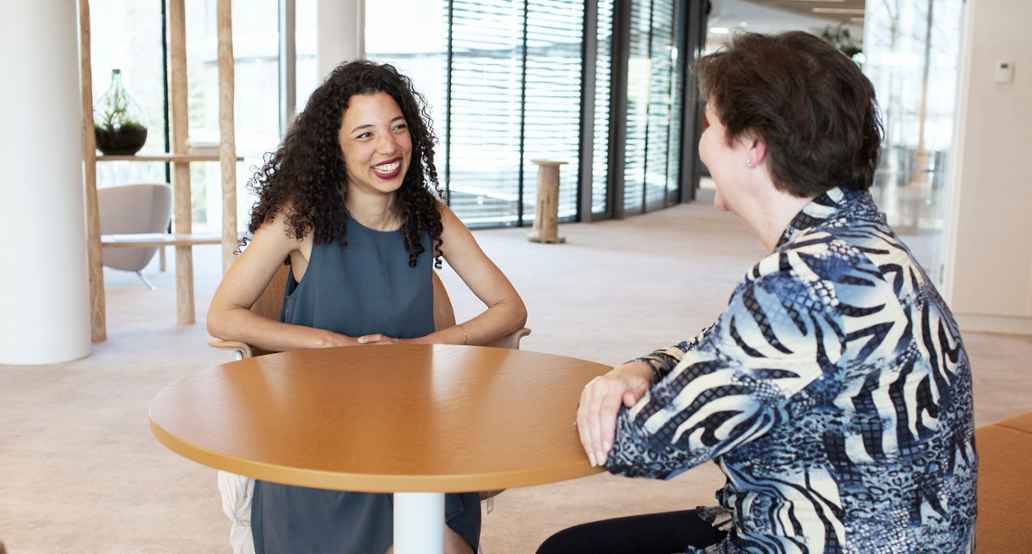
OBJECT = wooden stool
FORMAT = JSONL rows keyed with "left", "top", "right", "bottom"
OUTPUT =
{"left": 528, "top": 159, "right": 567, "bottom": 244}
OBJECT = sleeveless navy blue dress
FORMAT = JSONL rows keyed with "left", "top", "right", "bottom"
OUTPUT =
{"left": 250, "top": 217, "right": 481, "bottom": 553}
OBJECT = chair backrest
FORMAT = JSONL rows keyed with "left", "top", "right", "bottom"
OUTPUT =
{"left": 98, "top": 183, "right": 172, "bottom": 271}
{"left": 251, "top": 262, "right": 291, "bottom": 322}
{"left": 98, "top": 183, "right": 173, "bottom": 235}
{"left": 432, "top": 273, "right": 457, "bottom": 331}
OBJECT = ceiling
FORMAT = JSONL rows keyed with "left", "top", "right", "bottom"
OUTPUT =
{"left": 743, "top": 0, "right": 866, "bottom": 25}
{"left": 705, "top": 0, "right": 866, "bottom": 39}
{"left": 705, "top": 0, "right": 864, "bottom": 48}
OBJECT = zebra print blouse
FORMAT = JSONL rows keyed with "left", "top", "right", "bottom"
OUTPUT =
{"left": 606, "top": 187, "right": 977, "bottom": 553}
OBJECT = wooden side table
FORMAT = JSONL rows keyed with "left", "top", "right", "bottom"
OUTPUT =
{"left": 528, "top": 159, "right": 568, "bottom": 244}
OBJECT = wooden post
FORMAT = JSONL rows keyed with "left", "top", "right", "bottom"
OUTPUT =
{"left": 528, "top": 160, "right": 567, "bottom": 244}
{"left": 168, "top": 0, "right": 195, "bottom": 324}
{"left": 217, "top": 0, "right": 237, "bottom": 273}
{"left": 78, "top": 0, "right": 106, "bottom": 343}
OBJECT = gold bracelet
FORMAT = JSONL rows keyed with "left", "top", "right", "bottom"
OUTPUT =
{"left": 458, "top": 323, "right": 470, "bottom": 345}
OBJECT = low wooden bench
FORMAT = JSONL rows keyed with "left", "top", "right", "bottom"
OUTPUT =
{"left": 975, "top": 411, "right": 1032, "bottom": 551}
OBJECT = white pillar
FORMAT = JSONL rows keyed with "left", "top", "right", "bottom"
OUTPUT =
{"left": 0, "top": 0, "right": 91, "bottom": 364}
{"left": 317, "top": 0, "right": 365, "bottom": 80}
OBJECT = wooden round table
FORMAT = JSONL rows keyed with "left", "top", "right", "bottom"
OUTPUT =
{"left": 149, "top": 344, "right": 609, "bottom": 553}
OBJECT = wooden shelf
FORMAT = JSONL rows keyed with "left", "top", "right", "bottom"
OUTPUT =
{"left": 101, "top": 232, "right": 226, "bottom": 248}
{"left": 79, "top": 0, "right": 239, "bottom": 341}
{"left": 97, "top": 153, "right": 244, "bottom": 162}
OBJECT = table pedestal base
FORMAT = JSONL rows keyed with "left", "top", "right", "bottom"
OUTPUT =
{"left": 394, "top": 491, "right": 444, "bottom": 554}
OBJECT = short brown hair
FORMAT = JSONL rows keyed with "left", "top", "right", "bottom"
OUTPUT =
{"left": 694, "top": 31, "right": 883, "bottom": 196}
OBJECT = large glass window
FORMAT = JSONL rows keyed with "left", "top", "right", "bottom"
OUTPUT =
{"left": 622, "top": 0, "right": 685, "bottom": 216}
{"left": 364, "top": 0, "right": 448, "bottom": 164}
{"left": 91, "top": 0, "right": 698, "bottom": 237}
{"left": 295, "top": 0, "right": 320, "bottom": 111}
{"left": 184, "top": 0, "right": 281, "bottom": 232}
{"left": 591, "top": 0, "right": 615, "bottom": 216}
{"left": 523, "top": 0, "right": 584, "bottom": 224}
{"left": 445, "top": 0, "right": 525, "bottom": 226}
{"left": 90, "top": 0, "right": 290, "bottom": 234}
{"left": 623, "top": 0, "right": 650, "bottom": 215}
{"left": 865, "top": 0, "right": 964, "bottom": 282}
{"left": 362, "top": 0, "right": 696, "bottom": 227}
{"left": 368, "top": 0, "right": 583, "bottom": 228}
{"left": 90, "top": 1, "right": 167, "bottom": 192}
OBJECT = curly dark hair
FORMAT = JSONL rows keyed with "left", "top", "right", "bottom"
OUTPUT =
{"left": 246, "top": 60, "right": 443, "bottom": 267}
{"left": 694, "top": 31, "right": 883, "bottom": 196}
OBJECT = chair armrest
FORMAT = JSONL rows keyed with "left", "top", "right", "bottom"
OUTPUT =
{"left": 486, "top": 327, "right": 532, "bottom": 350}
{"left": 208, "top": 338, "right": 253, "bottom": 359}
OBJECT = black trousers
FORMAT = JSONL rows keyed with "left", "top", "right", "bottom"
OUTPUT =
{"left": 536, "top": 509, "right": 726, "bottom": 554}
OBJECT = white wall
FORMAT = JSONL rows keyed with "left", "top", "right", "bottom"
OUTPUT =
{"left": 944, "top": 0, "right": 1032, "bottom": 335}
{"left": 317, "top": 0, "right": 365, "bottom": 81}
{"left": 0, "top": 0, "right": 91, "bottom": 363}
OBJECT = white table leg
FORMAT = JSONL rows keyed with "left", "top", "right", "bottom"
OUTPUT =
{"left": 394, "top": 491, "right": 444, "bottom": 554}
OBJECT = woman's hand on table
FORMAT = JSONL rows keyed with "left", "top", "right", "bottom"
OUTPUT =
{"left": 356, "top": 334, "right": 447, "bottom": 345}
{"left": 356, "top": 333, "right": 402, "bottom": 345}
{"left": 357, "top": 331, "right": 467, "bottom": 345}
{"left": 576, "top": 362, "right": 653, "bottom": 467}
{"left": 315, "top": 330, "right": 361, "bottom": 347}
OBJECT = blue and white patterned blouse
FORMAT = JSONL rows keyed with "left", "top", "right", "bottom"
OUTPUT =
{"left": 606, "top": 187, "right": 977, "bottom": 553}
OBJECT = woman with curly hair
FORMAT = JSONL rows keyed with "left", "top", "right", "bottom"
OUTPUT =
{"left": 208, "top": 60, "right": 527, "bottom": 554}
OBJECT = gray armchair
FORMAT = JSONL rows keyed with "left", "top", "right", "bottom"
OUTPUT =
{"left": 98, "top": 183, "right": 172, "bottom": 288}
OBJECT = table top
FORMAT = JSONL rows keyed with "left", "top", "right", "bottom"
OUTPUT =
{"left": 149, "top": 344, "right": 609, "bottom": 493}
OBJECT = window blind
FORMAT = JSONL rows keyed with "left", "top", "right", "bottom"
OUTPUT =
{"left": 448, "top": 0, "right": 583, "bottom": 227}
{"left": 665, "top": 0, "right": 684, "bottom": 205}
{"left": 448, "top": 0, "right": 526, "bottom": 227}
{"left": 622, "top": 0, "right": 651, "bottom": 215}
{"left": 591, "top": 0, "right": 615, "bottom": 216}
{"left": 622, "top": 0, "right": 685, "bottom": 216}
{"left": 645, "top": 0, "right": 675, "bottom": 211}
{"left": 523, "top": 0, "right": 584, "bottom": 223}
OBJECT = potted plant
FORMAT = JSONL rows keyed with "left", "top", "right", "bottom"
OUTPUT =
{"left": 819, "top": 24, "right": 863, "bottom": 63}
{"left": 94, "top": 69, "right": 148, "bottom": 155}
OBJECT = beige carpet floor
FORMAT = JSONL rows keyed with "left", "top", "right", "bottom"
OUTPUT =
{"left": 3, "top": 202, "right": 1031, "bottom": 553}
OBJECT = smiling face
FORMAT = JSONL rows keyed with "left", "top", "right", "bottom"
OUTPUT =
{"left": 338, "top": 91, "right": 413, "bottom": 198}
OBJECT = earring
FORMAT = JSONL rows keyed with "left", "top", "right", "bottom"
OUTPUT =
{"left": 745, "top": 158, "right": 754, "bottom": 169}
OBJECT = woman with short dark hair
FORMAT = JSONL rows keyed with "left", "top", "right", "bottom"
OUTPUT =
{"left": 542, "top": 31, "right": 976, "bottom": 554}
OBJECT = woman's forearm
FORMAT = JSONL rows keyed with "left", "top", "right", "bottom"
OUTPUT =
{"left": 420, "top": 297, "right": 527, "bottom": 346}
{"left": 207, "top": 307, "right": 354, "bottom": 352}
